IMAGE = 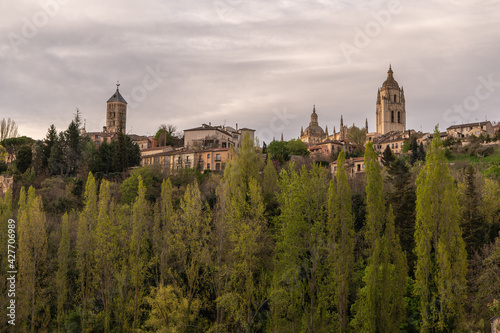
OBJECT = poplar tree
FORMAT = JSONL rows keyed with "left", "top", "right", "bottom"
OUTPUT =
{"left": 327, "top": 150, "right": 355, "bottom": 332}
{"left": 152, "top": 178, "right": 174, "bottom": 286}
{"left": 172, "top": 181, "right": 210, "bottom": 329}
{"left": 18, "top": 187, "right": 49, "bottom": 332}
{"left": 262, "top": 154, "right": 280, "bottom": 221}
{"left": 93, "top": 179, "right": 118, "bottom": 332}
{"left": 76, "top": 172, "right": 97, "bottom": 329}
{"left": 272, "top": 164, "right": 330, "bottom": 332}
{"left": 129, "top": 176, "right": 150, "bottom": 329}
{"left": 364, "top": 142, "right": 385, "bottom": 248}
{"left": 224, "top": 178, "right": 270, "bottom": 331}
{"left": 351, "top": 143, "right": 407, "bottom": 332}
{"left": 56, "top": 212, "right": 70, "bottom": 333}
{"left": 262, "top": 154, "right": 279, "bottom": 198}
{"left": 210, "top": 181, "right": 231, "bottom": 332}
{"left": 0, "top": 188, "right": 12, "bottom": 333}
{"left": 414, "top": 128, "right": 468, "bottom": 331}
{"left": 218, "top": 135, "right": 271, "bottom": 331}
{"left": 352, "top": 206, "right": 407, "bottom": 332}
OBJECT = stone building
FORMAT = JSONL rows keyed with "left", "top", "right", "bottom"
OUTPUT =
{"left": 446, "top": 121, "right": 494, "bottom": 139}
{"left": 184, "top": 123, "right": 255, "bottom": 151}
{"left": 300, "top": 105, "right": 327, "bottom": 145}
{"left": 330, "top": 156, "right": 366, "bottom": 177}
{"left": 376, "top": 65, "right": 406, "bottom": 135}
{"left": 141, "top": 147, "right": 233, "bottom": 173}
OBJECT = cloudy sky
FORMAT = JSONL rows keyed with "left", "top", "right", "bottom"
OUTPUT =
{"left": 1, "top": 0, "right": 499, "bottom": 142}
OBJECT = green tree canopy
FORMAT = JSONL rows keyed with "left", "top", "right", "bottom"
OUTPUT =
{"left": 286, "top": 138, "right": 309, "bottom": 156}
{"left": 267, "top": 140, "right": 289, "bottom": 162}
{"left": 415, "top": 127, "right": 468, "bottom": 331}
{"left": 347, "top": 125, "right": 367, "bottom": 146}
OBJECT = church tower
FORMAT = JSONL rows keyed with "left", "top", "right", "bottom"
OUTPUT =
{"left": 106, "top": 83, "right": 127, "bottom": 133}
{"left": 376, "top": 65, "right": 406, "bottom": 134}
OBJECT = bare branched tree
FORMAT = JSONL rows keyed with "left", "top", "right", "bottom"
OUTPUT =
{"left": 1, "top": 118, "right": 19, "bottom": 141}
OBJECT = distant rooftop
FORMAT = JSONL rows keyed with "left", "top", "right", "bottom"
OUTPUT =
{"left": 447, "top": 121, "right": 491, "bottom": 130}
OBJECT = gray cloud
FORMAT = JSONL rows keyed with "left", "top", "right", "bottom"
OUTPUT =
{"left": 1, "top": 0, "right": 499, "bottom": 141}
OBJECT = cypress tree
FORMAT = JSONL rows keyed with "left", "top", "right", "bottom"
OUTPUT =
{"left": 460, "top": 165, "right": 486, "bottom": 254}
{"left": 386, "top": 157, "right": 416, "bottom": 273}
{"left": 382, "top": 145, "right": 395, "bottom": 166}
{"left": 414, "top": 128, "right": 468, "bottom": 331}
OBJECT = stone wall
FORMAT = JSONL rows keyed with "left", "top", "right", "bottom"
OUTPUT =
{"left": 0, "top": 175, "right": 13, "bottom": 196}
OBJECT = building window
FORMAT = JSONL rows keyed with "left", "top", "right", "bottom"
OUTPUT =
{"left": 394, "top": 94, "right": 397, "bottom": 102}
{"left": 398, "top": 111, "right": 401, "bottom": 123}
{"left": 222, "top": 142, "right": 227, "bottom": 148}
{"left": 357, "top": 164, "right": 361, "bottom": 172}
{"left": 207, "top": 154, "right": 210, "bottom": 159}
{"left": 216, "top": 163, "right": 221, "bottom": 171}
{"left": 391, "top": 111, "right": 394, "bottom": 123}
{"left": 215, "top": 153, "right": 221, "bottom": 161}
{"left": 207, "top": 163, "right": 210, "bottom": 170}
{"left": 396, "top": 143, "right": 398, "bottom": 148}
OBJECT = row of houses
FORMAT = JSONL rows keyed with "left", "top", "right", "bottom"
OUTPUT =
{"left": 327, "top": 121, "right": 499, "bottom": 178}
{"left": 138, "top": 123, "right": 255, "bottom": 173}
{"left": 141, "top": 146, "right": 233, "bottom": 173}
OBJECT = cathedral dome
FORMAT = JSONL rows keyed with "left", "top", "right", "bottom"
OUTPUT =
{"left": 304, "top": 124, "right": 325, "bottom": 136}
{"left": 382, "top": 65, "right": 399, "bottom": 89}
{"left": 303, "top": 105, "right": 325, "bottom": 136}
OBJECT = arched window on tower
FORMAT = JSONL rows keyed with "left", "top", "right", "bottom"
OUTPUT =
{"left": 394, "top": 94, "right": 397, "bottom": 102}
{"left": 391, "top": 111, "right": 394, "bottom": 123}
{"left": 398, "top": 112, "right": 401, "bottom": 123}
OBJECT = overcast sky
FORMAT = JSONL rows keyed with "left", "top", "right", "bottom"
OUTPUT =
{"left": 1, "top": 0, "right": 499, "bottom": 142}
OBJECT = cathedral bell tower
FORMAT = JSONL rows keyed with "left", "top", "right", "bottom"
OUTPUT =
{"left": 106, "top": 82, "right": 127, "bottom": 133}
{"left": 376, "top": 65, "right": 406, "bottom": 134}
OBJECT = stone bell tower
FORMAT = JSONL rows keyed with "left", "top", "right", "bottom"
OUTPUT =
{"left": 106, "top": 82, "right": 127, "bottom": 133}
{"left": 376, "top": 65, "right": 406, "bottom": 134}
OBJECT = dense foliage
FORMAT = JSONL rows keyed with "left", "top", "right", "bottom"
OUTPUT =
{"left": 1, "top": 133, "right": 500, "bottom": 332}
